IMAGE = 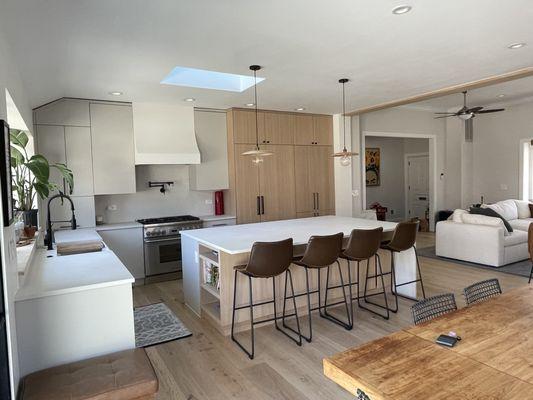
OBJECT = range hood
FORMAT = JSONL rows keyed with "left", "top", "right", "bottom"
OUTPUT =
{"left": 133, "top": 102, "right": 201, "bottom": 165}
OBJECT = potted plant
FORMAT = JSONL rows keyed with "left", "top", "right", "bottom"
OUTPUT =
{"left": 10, "top": 129, "right": 74, "bottom": 234}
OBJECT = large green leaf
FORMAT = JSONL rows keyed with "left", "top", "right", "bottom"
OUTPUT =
{"left": 10, "top": 145, "right": 24, "bottom": 167}
{"left": 51, "top": 163, "right": 74, "bottom": 194}
{"left": 25, "top": 155, "right": 50, "bottom": 183}
{"left": 10, "top": 129, "right": 29, "bottom": 149}
{"left": 33, "top": 181, "right": 50, "bottom": 200}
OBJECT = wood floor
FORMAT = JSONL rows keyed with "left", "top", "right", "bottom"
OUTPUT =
{"left": 133, "top": 232, "right": 530, "bottom": 400}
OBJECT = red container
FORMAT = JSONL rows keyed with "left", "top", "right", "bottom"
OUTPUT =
{"left": 215, "top": 191, "right": 224, "bottom": 215}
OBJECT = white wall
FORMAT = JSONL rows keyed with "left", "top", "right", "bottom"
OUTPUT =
{"left": 473, "top": 101, "right": 533, "bottom": 203}
{"left": 365, "top": 136, "right": 428, "bottom": 220}
{"left": 95, "top": 165, "right": 218, "bottom": 223}
{"left": 0, "top": 29, "right": 33, "bottom": 398}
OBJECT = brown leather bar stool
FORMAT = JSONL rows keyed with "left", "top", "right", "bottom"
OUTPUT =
{"left": 339, "top": 227, "right": 390, "bottom": 320}
{"left": 231, "top": 238, "right": 302, "bottom": 359}
{"left": 380, "top": 220, "right": 426, "bottom": 313}
{"left": 283, "top": 232, "right": 352, "bottom": 343}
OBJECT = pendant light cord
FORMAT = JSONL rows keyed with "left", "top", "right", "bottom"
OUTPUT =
{"left": 254, "top": 69, "right": 259, "bottom": 150}
{"left": 342, "top": 80, "right": 346, "bottom": 150}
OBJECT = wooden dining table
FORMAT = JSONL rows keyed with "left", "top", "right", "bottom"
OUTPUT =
{"left": 323, "top": 285, "right": 533, "bottom": 400}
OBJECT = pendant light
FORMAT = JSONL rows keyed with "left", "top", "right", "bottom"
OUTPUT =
{"left": 242, "top": 65, "right": 273, "bottom": 164}
{"left": 333, "top": 78, "right": 358, "bottom": 166}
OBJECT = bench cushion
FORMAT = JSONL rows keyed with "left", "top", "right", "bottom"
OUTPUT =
{"left": 21, "top": 349, "right": 158, "bottom": 400}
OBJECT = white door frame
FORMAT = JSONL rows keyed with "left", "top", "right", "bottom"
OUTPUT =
{"left": 518, "top": 138, "right": 533, "bottom": 201}
{"left": 404, "top": 152, "right": 430, "bottom": 220}
{"left": 361, "top": 131, "right": 438, "bottom": 230}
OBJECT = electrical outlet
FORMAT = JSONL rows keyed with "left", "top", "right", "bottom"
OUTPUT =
{"left": 390, "top": 209, "right": 394, "bottom": 215}
{"left": 500, "top": 184, "right": 508, "bottom": 191}
{"left": 205, "top": 199, "right": 213, "bottom": 205}
{"left": 352, "top": 189, "right": 360, "bottom": 197}
{"left": 107, "top": 204, "right": 118, "bottom": 211}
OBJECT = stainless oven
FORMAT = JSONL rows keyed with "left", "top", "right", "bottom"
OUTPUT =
{"left": 144, "top": 235, "right": 182, "bottom": 277}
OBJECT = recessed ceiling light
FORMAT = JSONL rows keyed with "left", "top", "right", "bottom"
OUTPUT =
{"left": 508, "top": 42, "right": 526, "bottom": 49}
{"left": 392, "top": 5, "right": 412, "bottom": 15}
{"left": 245, "top": 103, "right": 255, "bottom": 107}
{"left": 295, "top": 107, "right": 306, "bottom": 111}
{"left": 109, "top": 91, "right": 123, "bottom": 96}
{"left": 184, "top": 98, "right": 195, "bottom": 102}
{"left": 497, "top": 94, "right": 506, "bottom": 98}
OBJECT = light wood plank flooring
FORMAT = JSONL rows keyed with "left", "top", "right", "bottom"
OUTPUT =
{"left": 133, "top": 232, "right": 530, "bottom": 400}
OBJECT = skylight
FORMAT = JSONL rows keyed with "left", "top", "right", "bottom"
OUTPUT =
{"left": 161, "top": 67, "right": 265, "bottom": 92}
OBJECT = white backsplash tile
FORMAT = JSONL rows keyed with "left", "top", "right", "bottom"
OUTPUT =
{"left": 95, "top": 165, "right": 216, "bottom": 223}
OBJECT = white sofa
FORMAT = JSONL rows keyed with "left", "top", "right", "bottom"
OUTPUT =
{"left": 436, "top": 199, "right": 532, "bottom": 267}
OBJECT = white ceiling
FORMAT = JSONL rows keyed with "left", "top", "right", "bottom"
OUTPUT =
{"left": 1, "top": 0, "right": 533, "bottom": 114}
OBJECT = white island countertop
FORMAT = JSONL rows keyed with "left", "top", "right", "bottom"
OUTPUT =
{"left": 181, "top": 216, "right": 398, "bottom": 254}
{"left": 16, "top": 229, "right": 134, "bottom": 302}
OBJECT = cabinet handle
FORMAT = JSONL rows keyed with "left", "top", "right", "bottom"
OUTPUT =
{"left": 316, "top": 193, "right": 319, "bottom": 210}
{"left": 257, "top": 196, "right": 261, "bottom": 215}
{"left": 261, "top": 196, "right": 265, "bottom": 215}
{"left": 313, "top": 193, "right": 316, "bottom": 210}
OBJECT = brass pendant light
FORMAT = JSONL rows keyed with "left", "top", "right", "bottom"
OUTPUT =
{"left": 242, "top": 65, "right": 273, "bottom": 164}
{"left": 333, "top": 78, "right": 358, "bottom": 166}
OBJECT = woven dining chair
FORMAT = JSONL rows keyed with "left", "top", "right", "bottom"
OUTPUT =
{"left": 411, "top": 293, "right": 457, "bottom": 325}
{"left": 463, "top": 279, "right": 502, "bottom": 306}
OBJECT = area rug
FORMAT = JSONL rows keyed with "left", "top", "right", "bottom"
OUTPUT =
{"left": 417, "top": 246, "right": 532, "bottom": 278}
{"left": 134, "top": 302, "right": 192, "bottom": 347}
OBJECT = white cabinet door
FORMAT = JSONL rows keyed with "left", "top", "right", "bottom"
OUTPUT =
{"left": 90, "top": 103, "right": 136, "bottom": 194}
{"left": 98, "top": 228, "right": 144, "bottom": 279}
{"left": 35, "top": 125, "right": 66, "bottom": 192}
{"left": 65, "top": 127, "right": 94, "bottom": 196}
{"left": 189, "top": 110, "right": 229, "bottom": 190}
{"left": 33, "top": 99, "right": 90, "bottom": 127}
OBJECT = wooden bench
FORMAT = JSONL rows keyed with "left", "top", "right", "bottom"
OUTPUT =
{"left": 20, "top": 348, "right": 158, "bottom": 400}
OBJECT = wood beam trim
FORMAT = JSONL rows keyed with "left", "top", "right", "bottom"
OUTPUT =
{"left": 347, "top": 67, "right": 533, "bottom": 116}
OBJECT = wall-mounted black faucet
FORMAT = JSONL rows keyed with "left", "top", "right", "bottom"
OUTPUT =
{"left": 45, "top": 191, "right": 77, "bottom": 250}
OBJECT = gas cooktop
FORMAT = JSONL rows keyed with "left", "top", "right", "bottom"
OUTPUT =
{"left": 136, "top": 215, "right": 200, "bottom": 225}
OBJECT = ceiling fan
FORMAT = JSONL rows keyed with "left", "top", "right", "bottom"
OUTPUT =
{"left": 434, "top": 91, "right": 505, "bottom": 120}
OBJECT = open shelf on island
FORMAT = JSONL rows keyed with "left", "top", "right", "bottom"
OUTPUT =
{"left": 201, "top": 301, "right": 221, "bottom": 323}
{"left": 198, "top": 253, "right": 219, "bottom": 266}
{"left": 201, "top": 283, "right": 220, "bottom": 299}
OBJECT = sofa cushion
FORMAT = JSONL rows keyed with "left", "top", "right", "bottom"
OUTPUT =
{"left": 470, "top": 207, "right": 513, "bottom": 233}
{"left": 461, "top": 213, "right": 509, "bottom": 235}
{"left": 503, "top": 229, "right": 528, "bottom": 247}
{"left": 450, "top": 209, "right": 467, "bottom": 223}
{"left": 508, "top": 218, "right": 533, "bottom": 232}
{"left": 485, "top": 200, "right": 518, "bottom": 221}
{"left": 21, "top": 348, "right": 158, "bottom": 400}
{"left": 513, "top": 200, "right": 531, "bottom": 219}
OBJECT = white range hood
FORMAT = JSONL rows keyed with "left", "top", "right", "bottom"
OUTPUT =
{"left": 133, "top": 102, "right": 201, "bottom": 165}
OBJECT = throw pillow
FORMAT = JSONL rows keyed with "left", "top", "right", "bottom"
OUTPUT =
{"left": 470, "top": 206, "right": 513, "bottom": 233}
{"left": 450, "top": 209, "right": 467, "bottom": 223}
{"left": 485, "top": 200, "right": 518, "bottom": 221}
{"left": 513, "top": 200, "right": 531, "bottom": 219}
{"left": 461, "top": 214, "right": 509, "bottom": 235}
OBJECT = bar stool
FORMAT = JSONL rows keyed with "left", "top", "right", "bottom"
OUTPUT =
{"left": 283, "top": 232, "right": 352, "bottom": 343}
{"left": 380, "top": 220, "right": 426, "bottom": 313}
{"left": 340, "top": 227, "right": 390, "bottom": 320}
{"left": 231, "top": 238, "right": 302, "bottom": 359}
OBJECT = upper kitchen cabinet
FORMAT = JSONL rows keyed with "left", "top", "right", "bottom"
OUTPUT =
{"left": 294, "top": 114, "right": 333, "bottom": 146}
{"left": 189, "top": 110, "right": 229, "bottom": 191}
{"left": 34, "top": 98, "right": 90, "bottom": 127}
{"left": 262, "top": 112, "right": 295, "bottom": 144}
{"left": 231, "top": 109, "right": 265, "bottom": 144}
{"left": 90, "top": 103, "right": 136, "bottom": 194}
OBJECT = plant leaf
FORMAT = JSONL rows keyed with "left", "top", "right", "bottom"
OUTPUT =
{"left": 9, "top": 129, "right": 29, "bottom": 148}
{"left": 25, "top": 155, "right": 50, "bottom": 183}
{"left": 51, "top": 163, "right": 74, "bottom": 194}
{"left": 10, "top": 145, "right": 24, "bottom": 167}
{"left": 33, "top": 181, "right": 50, "bottom": 200}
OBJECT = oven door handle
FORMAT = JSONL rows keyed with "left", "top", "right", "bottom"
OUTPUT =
{"left": 144, "top": 237, "right": 181, "bottom": 244}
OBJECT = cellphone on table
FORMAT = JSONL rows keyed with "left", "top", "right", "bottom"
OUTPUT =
{"left": 436, "top": 333, "right": 461, "bottom": 347}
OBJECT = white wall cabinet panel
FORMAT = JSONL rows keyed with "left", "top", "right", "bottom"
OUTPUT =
{"left": 34, "top": 98, "right": 90, "bottom": 126}
{"left": 48, "top": 196, "right": 96, "bottom": 229}
{"left": 189, "top": 110, "right": 229, "bottom": 190}
{"left": 65, "top": 127, "right": 94, "bottom": 196}
{"left": 90, "top": 103, "right": 136, "bottom": 195}
{"left": 35, "top": 124, "right": 66, "bottom": 191}
{"left": 98, "top": 228, "right": 144, "bottom": 279}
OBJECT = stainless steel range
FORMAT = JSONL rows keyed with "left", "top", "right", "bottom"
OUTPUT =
{"left": 137, "top": 215, "right": 202, "bottom": 278}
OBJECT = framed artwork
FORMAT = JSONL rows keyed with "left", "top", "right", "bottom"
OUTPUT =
{"left": 0, "top": 120, "right": 14, "bottom": 226}
{"left": 365, "top": 148, "right": 380, "bottom": 186}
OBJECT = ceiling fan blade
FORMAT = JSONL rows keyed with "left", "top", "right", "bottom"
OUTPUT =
{"left": 434, "top": 112, "right": 457, "bottom": 115}
{"left": 476, "top": 108, "right": 505, "bottom": 114}
{"left": 467, "top": 106, "right": 484, "bottom": 113}
{"left": 434, "top": 115, "right": 454, "bottom": 119}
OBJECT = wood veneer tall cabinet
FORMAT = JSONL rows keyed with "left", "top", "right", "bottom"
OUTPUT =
{"left": 227, "top": 109, "right": 334, "bottom": 224}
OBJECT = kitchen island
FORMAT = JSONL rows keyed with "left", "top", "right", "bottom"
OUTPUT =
{"left": 181, "top": 216, "right": 419, "bottom": 335}
{"left": 15, "top": 228, "right": 135, "bottom": 376}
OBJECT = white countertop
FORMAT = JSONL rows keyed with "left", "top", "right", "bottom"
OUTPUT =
{"left": 95, "top": 221, "right": 142, "bottom": 231}
{"left": 181, "top": 216, "right": 398, "bottom": 254}
{"left": 16, "top": 229, "right": 134, "bottom": 302}
{"left": 199, "top": 214, "right": 236, "bottom": 222}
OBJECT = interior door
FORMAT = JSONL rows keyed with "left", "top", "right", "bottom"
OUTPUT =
{"left": 0, "top": 246, "right": 11, "bottom": 399}
{"left": 259, "top": 145, "right": 296, "bottom": 221}
{"left": 311, "top": 145, "right": 335, "bottom": 212}
{"left": 234, "top": 144, "right": 261, "bottom": 224}
{"left": 407, "top": 154, "right": 429, "bottom": 220}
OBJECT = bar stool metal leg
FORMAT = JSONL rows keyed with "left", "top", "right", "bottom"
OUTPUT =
{"left": 231, "top": 271, "right": 255, "bottom": 359}
{"left": 274, "top": 272, "right": 302, "bottom": 346}
{"left": 281, "top": 269, "right": 303, "bottom": 345}
{"left": 321, "top": 261, "right": 353, "bottom": 330}
{"left": 358, "top": 254, "right": 390, "bottom": 320}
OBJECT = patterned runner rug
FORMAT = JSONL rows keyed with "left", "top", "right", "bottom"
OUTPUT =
{"left": 134, "top": 302, "right": 192, "bottom": 347}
